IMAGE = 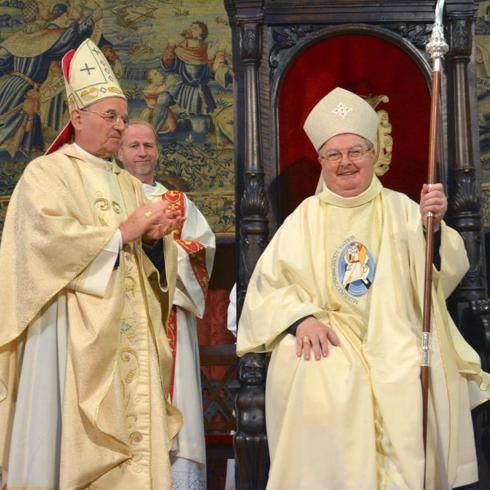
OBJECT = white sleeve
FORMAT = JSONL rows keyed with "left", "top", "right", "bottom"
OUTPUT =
{"left": 227, "top": 283, "right": 237, "bottom": 337}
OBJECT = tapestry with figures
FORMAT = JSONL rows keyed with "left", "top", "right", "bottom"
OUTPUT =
{"left": 0, "top": 0, "right": 234, "bottom": 237}
{"left": 477, "top": 0, "right": 490, "bottom": 227}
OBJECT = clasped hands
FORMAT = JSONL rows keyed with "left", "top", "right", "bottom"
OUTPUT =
{"left": 119, "top": 199, "right": 185, "bottom": 245}
{"left": 420, "top": 183, "right": 447, "bottom": 232}
{"left": 296, "top": 317, "right": 340, "bottom": 361}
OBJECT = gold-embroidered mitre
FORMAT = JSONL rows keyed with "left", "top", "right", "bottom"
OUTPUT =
{"left": 63, "top": 38, "right": 126, "bottom": 110}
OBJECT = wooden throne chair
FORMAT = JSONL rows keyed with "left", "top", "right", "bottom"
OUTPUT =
{"left": 225, "top": 0, "right": 490, "bottom": 488}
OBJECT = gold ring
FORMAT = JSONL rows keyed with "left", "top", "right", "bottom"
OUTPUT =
{"left": 144, "top": 210, "right": 153, "bottom": 218}
{"left": 302, "top": 335, "right": 310, "bottom": 344}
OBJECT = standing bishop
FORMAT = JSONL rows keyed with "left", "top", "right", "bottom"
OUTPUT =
{"left": 0, "top": 39, "right": 184, "bottom": 489}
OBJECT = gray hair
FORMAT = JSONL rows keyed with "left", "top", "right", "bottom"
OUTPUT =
{"left": 318, "top": 136, "right": 374, "bottom": 156}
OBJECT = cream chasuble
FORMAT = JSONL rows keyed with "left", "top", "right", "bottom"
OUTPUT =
{"left": 0, "top": 144, "right": 181, "bottom": 489}
{"left": 238, "top": 177, "right": 490, "bottom": 490}
{"left": 144, "top": 182, "right": 215, "bottom": 489}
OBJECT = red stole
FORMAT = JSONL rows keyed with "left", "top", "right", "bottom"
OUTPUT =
{"left": 162, "top": 191, "right": 210, "bottom": 397}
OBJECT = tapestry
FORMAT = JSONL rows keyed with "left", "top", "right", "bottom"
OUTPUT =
{"left": 0, "top": 0, "right": 234, "bottom": 237}
{"left": 477, "top": 1, "right": 490, "bottom": 227}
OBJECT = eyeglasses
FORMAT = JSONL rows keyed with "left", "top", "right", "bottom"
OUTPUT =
{"left": 81, "top": 108, "right": 129, "bottom": 127}
{"left": 320, "top": 146, "right": 372, "bottom": 164}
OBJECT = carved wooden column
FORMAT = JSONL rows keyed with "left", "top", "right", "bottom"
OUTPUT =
{"left": 446, "top": 8, "right": 490, "bottom": 359}
{"left": 227, "top": 2, "right": 271, "bottom": 488}
{"left": 447, "top": 10, "right": 487, "bottom": 304}
{"left": 447, "top": 8, "right": 490, "bottom": 486}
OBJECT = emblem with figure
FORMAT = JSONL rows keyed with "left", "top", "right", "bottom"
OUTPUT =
{"left": 338, "top": 240, "right": 376, "bottom": 297}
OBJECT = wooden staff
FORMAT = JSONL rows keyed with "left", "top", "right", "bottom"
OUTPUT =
{"left": 422, "top": 0, "right": 448, "bottom": 485}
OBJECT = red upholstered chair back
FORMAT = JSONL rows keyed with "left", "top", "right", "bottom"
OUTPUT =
{"left": 278, "top": 34, "right": 432, "bottom": 218}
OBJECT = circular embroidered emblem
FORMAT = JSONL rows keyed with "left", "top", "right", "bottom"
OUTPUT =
{"left": 337, "top": 241, "right": 376, "bottom": 297}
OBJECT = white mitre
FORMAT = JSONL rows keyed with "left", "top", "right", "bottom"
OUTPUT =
{"left": 47, "top": 38, "right": 126, "bottom": 154}
{"left": 303, "top": 87, "right": 379, "bottom": 151}
{"left": 63, "top": 38, "right": 126, "bottom": 111}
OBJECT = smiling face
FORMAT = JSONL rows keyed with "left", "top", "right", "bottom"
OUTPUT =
{"left": 319, "top": 133, "right": 376, "bottom": 197}
{"left": 118, "top": 123, "right": 159, "bottom": 185}
{"left": 71, "top": 97, "right": 128, "bottom": 159}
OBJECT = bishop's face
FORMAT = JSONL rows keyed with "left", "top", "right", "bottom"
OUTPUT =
{"left": 71, "top": 97, "right": 128, "bottom": 159}
{"left": 318, "top": 133, "right": 376, "bottom": 198}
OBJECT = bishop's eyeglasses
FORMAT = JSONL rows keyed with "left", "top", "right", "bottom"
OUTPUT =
{"left": 319, "top": 146, "right": 372, "bottom": 164}
{"left": 80, "top": 108, "right": 129, "bottom": 127}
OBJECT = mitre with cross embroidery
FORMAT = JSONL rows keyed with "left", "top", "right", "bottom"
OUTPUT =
{"left": 62, "top": 38, "right": 126, "bottom": 111}
{"left": 46, "top": 38, "right": 126, "bottom": 154}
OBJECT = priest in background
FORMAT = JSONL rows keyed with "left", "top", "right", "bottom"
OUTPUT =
{"left": 119, "top": 120, "right": 215, "bottom": 490}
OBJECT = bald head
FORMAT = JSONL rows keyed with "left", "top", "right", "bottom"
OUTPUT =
{"left": 118, "top": 121, "right": 159, "bottom": 185}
